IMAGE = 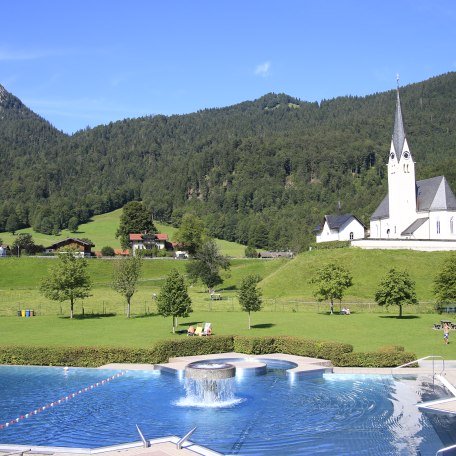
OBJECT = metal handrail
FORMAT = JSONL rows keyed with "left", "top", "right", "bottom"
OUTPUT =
{"left": 176, "top": 427, "right": 197, "bottom": 450}
{"left": 392, "top": 355, "right": 445, "bottom": 377}
{"left": 436, "top": 443, "right": 456, "bottom": 455}
{"left": 136, "top": 424, "right": 149, "bottom": 448}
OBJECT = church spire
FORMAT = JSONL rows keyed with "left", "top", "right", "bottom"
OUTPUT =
{"left": 392, "top": 76, "right": 406, "bottom": 160}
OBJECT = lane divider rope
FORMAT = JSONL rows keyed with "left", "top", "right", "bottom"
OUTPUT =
{"left": 0, "top": 370, "right": 126, "bottom": 430}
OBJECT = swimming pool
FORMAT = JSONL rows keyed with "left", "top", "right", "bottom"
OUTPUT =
{"left": 0, "top": 363, "right": 455, "bottom": 455}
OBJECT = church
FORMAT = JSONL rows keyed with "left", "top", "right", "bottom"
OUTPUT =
{"left": 369, "top": 85, "right": 456, "bottom": 241}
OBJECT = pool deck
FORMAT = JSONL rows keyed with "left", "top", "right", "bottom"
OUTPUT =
{"left": 2, "top": 354, "right": 456, "bottom": 456}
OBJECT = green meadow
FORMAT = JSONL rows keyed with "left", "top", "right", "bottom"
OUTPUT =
{"left": 1, "top": 248, "right": 456, "bottom": 359}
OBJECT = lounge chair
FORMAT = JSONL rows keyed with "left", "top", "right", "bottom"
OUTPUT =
{"left": 187, "top": 325, "right": 196, "bottom": 336}
{"left": 201, "top": 322, "right": 212, "bottom": 336}
{"left": 194, "top": 326, "right": 203, "bottom": 336}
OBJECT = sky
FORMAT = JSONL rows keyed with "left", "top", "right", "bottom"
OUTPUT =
{"left": 1, "top": 0, "right": 455, "bottom": 134}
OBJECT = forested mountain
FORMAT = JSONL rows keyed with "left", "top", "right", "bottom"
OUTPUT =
{"left": 1, "top": 72, "right": 455, "bottom": 250}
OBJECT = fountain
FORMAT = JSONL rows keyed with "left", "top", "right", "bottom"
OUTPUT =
{"left": 177, "top": 361, "right": 241, "bottom": 407}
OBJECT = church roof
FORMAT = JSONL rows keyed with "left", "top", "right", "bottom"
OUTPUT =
{"left": 392, "top": 88, "right": 407, "bottom": 161}
{"left": 417, "top": 176, "right": 456, "bottom": 211}
{"left": 371, "top": 176, "right": 456, "bottom": 220}
{"left": 371, "top": 195, "right": 389, "bottom": 220}
{"left": 401, "top": 217, "right": 429, "bottom": 236}
{"left": 315, "top": 214, "right": 365, "bottom": 232}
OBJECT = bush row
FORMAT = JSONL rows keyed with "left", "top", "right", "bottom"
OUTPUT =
{"left": 0, "top": 336, "right": 415, "bottom": 368}
{"left": 309, "top": 240, "right": 351, "bottom": 250}
{"left": 331, "top": 351, "right": 417, "bottom": 368}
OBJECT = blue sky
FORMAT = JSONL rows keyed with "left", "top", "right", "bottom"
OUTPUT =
{"left": 1, "top": 0, "right": 455, "bottom": 134}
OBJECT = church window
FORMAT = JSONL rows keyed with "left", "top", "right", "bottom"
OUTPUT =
{"left": 394, "top": 226, "right": 397, "bottom": 234}
{"left": 450, "top": 217, "right": 454, "bottom": 234}
{"left": 403, "top": 164, "right": 406, "bottom": 173}
{"left": 349, "top": 232, "right": 354, "bottom": 240}
{"left": 437, "top": 220, "right": 441, "bottom": 234}
{"left": 386, "top": 229, "right": 390, "bottom": 237}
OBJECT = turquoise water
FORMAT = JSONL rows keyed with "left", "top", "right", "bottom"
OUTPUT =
{"left": 0, "top": 363, "right": 455, "bottom": 455}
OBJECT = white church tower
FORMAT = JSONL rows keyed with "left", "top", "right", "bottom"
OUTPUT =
{"left": 370, "top": 78, "right": 456, "bottom": 242}
{"left": 386, "top": 82, "right": 416, "bottom": 237}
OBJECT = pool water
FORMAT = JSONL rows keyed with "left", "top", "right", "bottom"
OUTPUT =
{"left": 0, "top": 363, "right": 455, "bottom": 455}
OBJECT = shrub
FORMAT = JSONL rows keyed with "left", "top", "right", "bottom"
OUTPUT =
{"left": 233, "top": 336, "right": 276, "bottom": 354}
{"left": 378, "top": 345, "right": 405, "bottom": 353}
{"left": 274, "top": 336, "right": 353, "bottom": 359}
{"left": 331, "top": 351, "right": 416, "bottom": 368}
{"left": 309, "top": 241, "right": 350, "bottom": 251}
{"left": 0, "top": 346, "right": 159, "bottom": 367}
{"left": 101, "top": 246, "right": 115, "bottom": 257}
{"left": 245, "top": 245, "right": 258, "bottom": 258}
{"left": 152, "top": 336, "right": 235, "bottom": 363}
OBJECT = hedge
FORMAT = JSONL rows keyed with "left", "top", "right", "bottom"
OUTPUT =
{"left": 153, "top": 336, "right": 235, "bottom": 363}
{"left": 0, "top": 346, "right": 159, "bottom": 368}
{"left": 309, "top": 241, "right": 350, "bottom": 250}
{"left": 0, "top": 336, "right": 415, "bottom": 368}
{"left": 331, "top": 351, "right": 417, "bottom": 368}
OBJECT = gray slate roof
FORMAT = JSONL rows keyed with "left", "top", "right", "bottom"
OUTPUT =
{"left": 315, "top": 214, "right": 365, "bottom": 232}
{"left": 401, "top": 217, "right": 429, "bottom": 236}
{"left": 371, "top": 176, "right": 456, "bottom": 220}
{"left": 392, "top": 88, "right": 406, "bottom": 160}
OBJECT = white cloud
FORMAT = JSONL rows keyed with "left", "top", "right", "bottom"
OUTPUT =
{"left": 254, "top": 61, "right": 271, "bottom": 77}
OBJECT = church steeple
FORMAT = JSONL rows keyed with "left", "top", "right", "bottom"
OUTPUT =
{"left": 392, "top": 78, "right": 407, "bottom": 161}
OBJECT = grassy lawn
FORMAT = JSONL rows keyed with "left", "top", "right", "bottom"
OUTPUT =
{"left": 1, "top": 249, "right": 455, "bottom": 362}
{"left": 1, "top": 312, "right": 454, "bottom": 359}
{"left": 0, "top": 208, "right": 248, "bottom": 257}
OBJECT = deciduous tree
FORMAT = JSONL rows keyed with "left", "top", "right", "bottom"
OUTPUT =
{"left": 310, "top": 263, "right": 353, "bottom": 314}
{"left": 112, "top": 256, "right": 142, "bottom": 318}
{"left": 115, "top": 202, "right": 156, "bottom": 249}
{"left": 40, "top": 248, "right": 92, "bottom": 319}
{"left": 157, "top": 269, "right": 192, "bottom": 333}
{"left": 434, "top": 255, "right": 456, "bottom": 309}
{"left": 174, "top": 213, "right": 206, "bottom": 255}
{"left": 375, "top": 268, "right": 418, "bottom": 318}
{"left": 238, "top": 274, "right": 262, "bottom": 329}
{"left": 186, "top": 239, "right": 230, "bottom": 290}
{"left": 68, "top": 216, "right": 79, "bottom": 233}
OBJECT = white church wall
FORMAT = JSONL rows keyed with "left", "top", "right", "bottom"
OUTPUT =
{"left": 340, "top": 218, "right": 365, "bottom": 241}
{"left": 352, "top": 238, "right": 456, "bottom": 251}
{"left": 316, "top": 221, "right": 339, "bottom": 243}
{"left": 428, "top": 211, "right": 456, "bottom": 240}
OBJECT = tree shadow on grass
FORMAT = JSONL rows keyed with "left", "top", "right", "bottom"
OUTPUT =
{"left": 219, "top": 285, "right": 237, "bottom": 291}
{"left": 250, "top": 323, "right": 276, "bottom": 329}
{"left": 132, "top": 313, "right": 160, "bottom": 319}
{"left": 60, "top": 312, "right": 117, "bottom": 320}
{"left": 378, "top": 315, "right": 420, "bottom": 319}
{"left": 179, "top": 321, "right": 203, "bottom": 327}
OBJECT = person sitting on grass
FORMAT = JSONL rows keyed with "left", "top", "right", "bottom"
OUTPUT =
{"left": 187, "top": 325, "right": 195, "bottom": 336}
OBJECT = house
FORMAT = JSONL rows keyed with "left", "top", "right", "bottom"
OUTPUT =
{"left": 45, "top": 238, "right": 95, "bottom": 257}
{"left": 369, "top": 84, "right": 456, "bottom": 241}
{"left": 315, "top": 214, "right": 365, "bottom": 243}
{"left": 129, "top": 232, "right": 171, "bottom": 255}
{"left": 0, "top": 245, "right": 9, "bottom": 257}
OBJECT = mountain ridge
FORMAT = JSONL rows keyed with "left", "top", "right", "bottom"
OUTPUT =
{"left": 1, "top": 72, "right": 455, "bottom": 251}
